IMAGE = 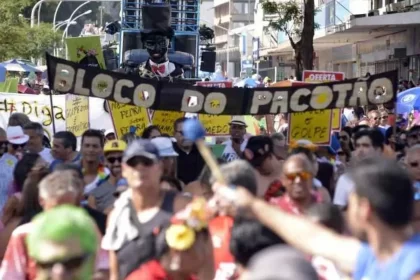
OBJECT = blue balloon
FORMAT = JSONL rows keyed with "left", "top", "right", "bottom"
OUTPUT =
{"left": 183, "top": 118, "right": 205, "bottom": 141}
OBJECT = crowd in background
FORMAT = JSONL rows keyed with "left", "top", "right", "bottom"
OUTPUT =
{"left": 0, "top": 106, "right": 418, "bottom": 280}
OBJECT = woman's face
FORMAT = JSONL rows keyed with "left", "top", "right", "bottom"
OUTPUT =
{"left": 338, "top": 131, "right": 350, "bottom": 148}
{"left": 149, "top": 129, "right": 161, "bottom": 139}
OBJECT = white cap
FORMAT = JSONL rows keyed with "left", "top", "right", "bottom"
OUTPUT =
{"left": 151, "top": 137, "right": 178, "bottom": 157}
{"left": 7, "top": 126, "right": 29, "bottom": 144}
{"left": 104, "top": 129, "right": 115, "bottom": 136}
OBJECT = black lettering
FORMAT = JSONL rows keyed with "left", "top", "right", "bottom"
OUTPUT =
{"left": 22, "top": 102, "right": 32, "bottom": 115}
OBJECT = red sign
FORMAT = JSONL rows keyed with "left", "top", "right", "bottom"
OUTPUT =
{"left": 196, "top": 81, "right": 233, "bottom": 88}
{"left": 302, "top": 71, "right": 345, "bottom": 83}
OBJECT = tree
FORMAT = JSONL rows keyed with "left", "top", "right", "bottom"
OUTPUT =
{"left": 261, "top": 0, "right": 317, "bottom": 80}
{"left": 0, "top": 0, "right": 62, "bottom": 61}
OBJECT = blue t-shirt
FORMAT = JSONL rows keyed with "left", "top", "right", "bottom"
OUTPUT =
{"left": 354, "top": 234, "right": 420, "bottom": 280}
{"left": 49, "top": 153, "right": 82, "bottom": 171}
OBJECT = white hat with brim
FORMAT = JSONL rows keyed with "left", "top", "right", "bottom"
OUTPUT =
{"left": 151, "top": 137, "right": 179, "bottom": 157}
{"left": 7, "top": 126, "right": 29, "bottom": 145}
{"left": 105, "top": 129, "right": 115, "bottom": 136}
{"left": 229, "top": 116, "right": 247, "bottom": 127}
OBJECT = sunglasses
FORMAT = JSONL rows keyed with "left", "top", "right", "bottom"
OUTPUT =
{"left": 284, "top": 171, "right": 312, "bottom": 181}
{"left": 127, "top": 156, "right": 155, "bottom": 167}
{"left": 338, "top": 135, "right": 348, "bottom": 141}
{"left": 12, "top": 143, "right": 26, "bottom": 150}
{"left": 0, "top": 141, "right": 8, "bottom": 148}
{"left": 107, "top": 156, "right": 122, "bottom": 164}
{"left": 36, "top": 253, "right": 90, "bottom": 271}
{"left": 410, "top": 162, "right": 419, "bottom": 168}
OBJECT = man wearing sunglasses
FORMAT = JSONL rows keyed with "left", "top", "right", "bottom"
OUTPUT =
{"left": 270, "top": 154, "right": 322, "bottom": 215}
{"left": 25, "top": 205, "right": 98, "bottom": 280}
{"left": 88, "top": 140, "right": 127, "bottom": 214}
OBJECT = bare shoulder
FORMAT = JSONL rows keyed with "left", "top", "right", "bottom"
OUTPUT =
{"left": 184, "top": 180, "right": 202, "bottom": 195}
{"left": 173, "top": 193, "right": 192, "bottom": 212}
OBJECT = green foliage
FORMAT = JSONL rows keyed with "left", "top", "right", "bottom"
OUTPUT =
{"left": 0, "top": 0, "right": 61, "bottom": 61}
{"left": 261, "top": 0, "right": 320, "bottom": 45}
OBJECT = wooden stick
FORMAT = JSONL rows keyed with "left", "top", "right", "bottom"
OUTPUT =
{"left": 195, "top": 139, "right": 226, "bottom": 185}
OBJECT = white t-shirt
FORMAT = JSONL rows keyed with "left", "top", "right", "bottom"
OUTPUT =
{"left": 333, "top": 173, "right": 354, "bottom": 207}
{"left": 39, "top": 148, "right": 54, "bottom": 164}
{"left": 221, "top": 139, "right": 248, "bottom": 162}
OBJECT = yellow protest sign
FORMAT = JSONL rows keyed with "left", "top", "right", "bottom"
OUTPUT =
{"left": 302, "top": 70, "right": 345, "bottom": 131}
{"left": 331, "top": 109, "right": 342, "bottom": 130}
{"left": 151, "top": 110, "right": 185, "bottom": 135}
{"left": 65, "top": 94, "right": 89, "bottom": 137}
{"left": 108, "top": 101, "right": 149, "bottom": 139}
{"left": 288, "top": 110, "right": 332, "bottom": 145}
{"left": 198, "top": 114, "right": 230, "bottom": 135}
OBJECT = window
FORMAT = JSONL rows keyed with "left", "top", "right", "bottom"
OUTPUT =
{"left": 232, "top": 2, "right": 249, "bottom": 14}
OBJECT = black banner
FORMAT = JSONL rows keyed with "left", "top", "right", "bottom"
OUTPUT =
{"left": 46, "top": 53, "right": 398, "bottom": 115}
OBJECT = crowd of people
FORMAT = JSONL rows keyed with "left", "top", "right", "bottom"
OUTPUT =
{"left": 0, "top": 106, "right": 419, "bottom": 280}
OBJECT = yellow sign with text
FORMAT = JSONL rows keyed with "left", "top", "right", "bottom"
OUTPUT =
{"left": 198, "top": 114, "right": 230, "bottom": 135}
{"left": 65, "top": 94, "right": 89, "bottom": 137}
{"left": 151, "top": 110, "right": 185, "bottom": 135}
{"left": 288, "top": 110, "right": 332, "bottom": 145}
{"left": 302, "top": 70, "right": 345, "bottom": 131}
{"left": 331, "top": 109, "right": 342, "bottom": 130}
{"left": 108, "top": 101, "right": 149, "bottom": 139}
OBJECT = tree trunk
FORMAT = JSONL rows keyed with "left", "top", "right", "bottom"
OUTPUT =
{"left": 300, "top": 0, "right": 315, "bottom": 71}
{"left": 294, "top": 42, "right": 303, "bottom": 81}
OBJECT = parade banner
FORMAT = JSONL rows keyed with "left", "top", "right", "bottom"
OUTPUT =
{"left": 0, "top": 93, "right": 114, "bottom": 140}
{"left": 302, "top": 70, "right": 345, "bottom": 131}
{"left": 47, "top": 54, "right": 398, "bottom": 115}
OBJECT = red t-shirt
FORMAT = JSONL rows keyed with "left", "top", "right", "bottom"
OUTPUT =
{"left": 270, "top": 192, "right": 323, "bottom": 215}
{"left": 126, "top": 260, "right": 197, "bottom": 280}
{"left": 209, "top": 216, "right": 237, "bottom": 280}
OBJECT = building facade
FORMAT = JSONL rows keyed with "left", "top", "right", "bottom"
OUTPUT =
{"left": 252, "top": 0, "right": 420, "bottom": 81}
{"left": 214, "top": 0, "right": 255, "bottom": 77}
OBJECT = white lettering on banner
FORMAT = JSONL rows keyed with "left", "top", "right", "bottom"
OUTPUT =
{"left": 249, "top": 77, "right": 394, "bottom": 114}
{"left": 0, "top": 93, "right": 113, "bottom": 140}
{"left": 50, "top": 57, "right": 396, "bottom": 115}
{"left": 309, "top": 74, "right": 337, "bottom": 81}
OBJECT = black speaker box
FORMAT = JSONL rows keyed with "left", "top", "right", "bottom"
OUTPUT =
{"left": 200, "top": 51, "right": 216, "bottom": 72}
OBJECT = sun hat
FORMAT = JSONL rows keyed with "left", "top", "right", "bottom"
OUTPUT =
{"left": 151, "top": 137, "right": 178, "bottom": 157}
{"left": 229, "top": 116, "right": 247, "bottom": 127}
{"left": 7, "top": 126, "right": 29, "bottom": 144}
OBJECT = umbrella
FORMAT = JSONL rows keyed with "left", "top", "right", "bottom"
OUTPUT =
{"left": 0, "top": 65, "right": 5, "bottom": 82}
{"left": 396, "top": 87, "right": 420, "bottom": 113}
{"left": 234, "top": 78, "right": 260, "bottom": 88}
{"left": 0, "top": 59, "right": 41, "bottom": 73}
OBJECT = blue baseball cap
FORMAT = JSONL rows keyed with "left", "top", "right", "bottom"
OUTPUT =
{"left": 123, "top": 139, "right": 160, "bottom": 163}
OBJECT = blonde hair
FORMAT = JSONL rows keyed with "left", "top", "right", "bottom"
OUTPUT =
{"left": 38, "top": 170, "right": 84, "bottom": 199}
